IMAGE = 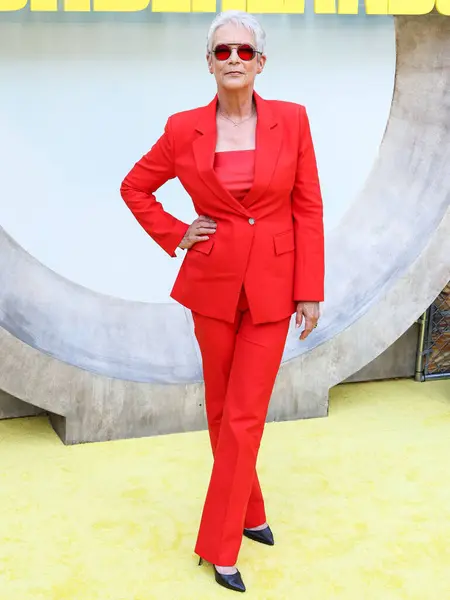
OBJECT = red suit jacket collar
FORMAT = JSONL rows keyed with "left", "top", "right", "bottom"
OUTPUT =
{"left": 192, "top": 92, "right": 283, "bottom": 213}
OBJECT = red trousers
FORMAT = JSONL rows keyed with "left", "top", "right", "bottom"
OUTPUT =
{"left": 193, "top": 287, "right": 291, "bottom": 565}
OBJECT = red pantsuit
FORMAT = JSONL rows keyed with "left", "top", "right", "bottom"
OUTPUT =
{"left": 120, "top": 92, "right": 325, "bottom": 566}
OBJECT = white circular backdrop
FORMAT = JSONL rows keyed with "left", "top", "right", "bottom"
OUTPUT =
{"left": 0, "top": 15, "right": 395, "bottom": 302}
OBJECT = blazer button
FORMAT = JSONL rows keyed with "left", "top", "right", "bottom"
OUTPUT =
{"left": 248, "top": 218, "right": 255, "bottom": 225}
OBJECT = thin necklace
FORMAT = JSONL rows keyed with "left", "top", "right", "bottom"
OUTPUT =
{"left": 218, "top": 107, "right": 256, "bottom": 127}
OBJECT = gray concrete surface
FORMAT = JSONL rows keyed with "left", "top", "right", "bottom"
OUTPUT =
{"left": 0, "top": 15, "right": 449, "bottom": 443}
{"left": 0, "top": 389, "right": 45, "bottom": 419}
{"left": 345, "top": 324, "right": 419, "bottom": 383}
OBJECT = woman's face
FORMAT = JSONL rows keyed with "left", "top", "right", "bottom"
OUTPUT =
{"left": 207, "top": 23, "right": 266, "bottom": 92}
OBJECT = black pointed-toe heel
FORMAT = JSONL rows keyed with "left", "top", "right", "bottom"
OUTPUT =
{"left": 243, "top": 524, "right": 274, "bottom": 546}
{"left": 213, "top": 566, "right": 246, "bottom": 593}
{"left": 198, "top": 557, "right": 246, "bottom": 592}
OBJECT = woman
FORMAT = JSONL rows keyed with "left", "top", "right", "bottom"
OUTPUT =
{"left": 120, "top": 10, "right": 324, "bottom": 593}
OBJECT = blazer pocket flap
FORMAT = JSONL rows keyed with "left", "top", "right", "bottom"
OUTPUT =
{"left": 190, "top": 237, "right": 215, "bottom": 255}
{"left": 274, "top": 230, "right": 295, "bottom": 255}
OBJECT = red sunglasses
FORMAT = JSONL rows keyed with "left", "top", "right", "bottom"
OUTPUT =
{"left": 212, "top": 44, "right": 262, "bottom": 62}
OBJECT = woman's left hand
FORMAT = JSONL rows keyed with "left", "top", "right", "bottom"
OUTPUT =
{"left": 295, "top": 302, "right": 320, "bottom": 340}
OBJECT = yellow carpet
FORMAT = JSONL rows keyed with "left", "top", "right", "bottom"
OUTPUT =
{"left": 1, "top": 379, "right": 450, "bottom": 599}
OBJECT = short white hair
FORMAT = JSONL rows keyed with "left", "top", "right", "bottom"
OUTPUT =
{"left": 206, "top": 10, "right": 266, "bottom": 54}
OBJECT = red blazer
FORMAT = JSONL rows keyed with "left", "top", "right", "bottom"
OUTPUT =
{"left": 120, "top": 92, "right": 324, "bottom": 325}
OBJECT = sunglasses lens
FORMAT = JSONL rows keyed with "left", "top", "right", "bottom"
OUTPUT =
{"left": 237, "top": 45, "right": 255, "bottom": 61}
{"left": 214, "top": 45, "right": 231, "bottom": 61}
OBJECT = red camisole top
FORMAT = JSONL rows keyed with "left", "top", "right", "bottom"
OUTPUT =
{"left": 213, "top": 149, "right": 255, "bottom": 201}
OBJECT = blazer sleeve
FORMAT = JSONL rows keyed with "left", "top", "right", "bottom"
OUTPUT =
{"left": 120, "top": 117, "right": 189, "bottom": 258}
{"left": 292, "top": 106, "right": 325, "bottom": 302}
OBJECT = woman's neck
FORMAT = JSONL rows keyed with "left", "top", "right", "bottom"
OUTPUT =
{"left": 217, "top": 88, "right": 255, "bottom": 119}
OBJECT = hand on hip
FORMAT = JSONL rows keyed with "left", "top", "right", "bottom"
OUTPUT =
{"left": 179, "top": 216, "right": 217, "bottom": 250}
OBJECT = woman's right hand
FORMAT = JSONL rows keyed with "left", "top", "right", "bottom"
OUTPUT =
{"left": 179, "top": 215, "right": 217, "bottom": 250}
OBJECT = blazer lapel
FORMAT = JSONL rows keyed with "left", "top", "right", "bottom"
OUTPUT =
{"left": 241, "top": 92, "right": 282, "bottom": 210}
{"left": 192, "top": 97, "right": 249, "bottom": 217}
{"left": 192, "top": 92, "right": 282, "bottom": 213}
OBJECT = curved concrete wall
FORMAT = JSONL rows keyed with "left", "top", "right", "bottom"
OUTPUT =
{"left": 0, "top": 14, "right": 449, "bottom": 443}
